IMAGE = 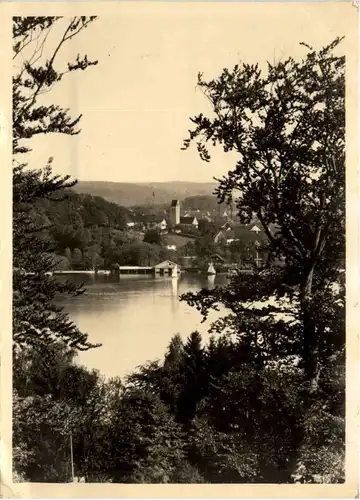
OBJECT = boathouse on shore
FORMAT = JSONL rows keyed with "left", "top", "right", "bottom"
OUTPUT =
{"left": 154, "top": 260, "right": 181, "bottom": 276}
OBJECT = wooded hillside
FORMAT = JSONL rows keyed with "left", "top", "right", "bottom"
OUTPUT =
{"left": 73, "top": 181, "right": 218, "bottom": 207}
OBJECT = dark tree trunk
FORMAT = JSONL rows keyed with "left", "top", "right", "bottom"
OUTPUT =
{"left": 300, "top": 266, "right": 320, "bottom": 393}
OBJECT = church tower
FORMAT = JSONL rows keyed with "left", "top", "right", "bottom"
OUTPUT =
{"left": 170, "top": 199, "right": 180, "bottom": 226}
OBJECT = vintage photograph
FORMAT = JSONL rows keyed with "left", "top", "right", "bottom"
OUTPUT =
{"left": 10, "top": 2, "right": 354, "bottom": 487}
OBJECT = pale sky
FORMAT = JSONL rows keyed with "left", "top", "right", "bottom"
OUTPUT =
{"left": 23, "top": 2, "right": 352, "bottom": 183}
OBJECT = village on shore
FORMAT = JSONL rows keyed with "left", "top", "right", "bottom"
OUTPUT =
{"left": 45, "top": 193, "right": 276, "bottom": 276}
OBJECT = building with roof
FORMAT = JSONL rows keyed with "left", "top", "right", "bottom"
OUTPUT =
{"left": 154, "top": 260, "right": 181, "bottom": 275}
{"left": 214, "top": 222, "right": 267, "bottom": 246}
{"left": 128, "top": 214, "right": 167, "bottom": 231}
{"left": 180, "top": 216, "right": 199, "bottom": 229}
{"left": 154, "top": 217, "right": 167, "bottom": 231}
{"left": 170, "top": 200, "right": 180, "bottom": 226}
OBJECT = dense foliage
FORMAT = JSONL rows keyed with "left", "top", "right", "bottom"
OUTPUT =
{"left": 13, "top": 328, "right": 345, "bottom": 483}
{"left": 31, "top": 189, "right": 136, "bottom": 270}
{"left": 181, "top": 37, "right": 345, "bottom": 480}
{"left": 13, "top": 17, "right": 99, "bottom": 354}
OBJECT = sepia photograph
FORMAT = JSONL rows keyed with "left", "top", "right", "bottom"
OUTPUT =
{"left": 4, "top": 0, "right": 358, "bottom": 495}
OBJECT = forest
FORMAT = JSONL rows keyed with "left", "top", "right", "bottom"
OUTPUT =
{"left": 12, "top": 16, "right": 346, "bottom": 485}
{"left": 30, "top": 189, "right": 175, "bottom": 270}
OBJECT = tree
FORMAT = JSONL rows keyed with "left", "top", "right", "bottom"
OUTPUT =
{"left": 181, "top": 240, "right": 195, "bottom": 256}
{"left": 13, "top": 17, "right": 99, "bottom": 353}
{"left": 13, "top": 17, "right": 100, "bottom": 480}
{"left": 194, "top": 235, "right": 216, "bottom": 266}
{"left": 181, "top": 38, "right": 345, "bottom": 481}
{"left": 184, "top": 361, "right": 305, "bottom": 483}
{"left": 175, "top": 224, "right": 198, "bottom": 237}
{"left": 13, "top": 340, "right": 114, "bottom": 482}
{"left": 177, "top": 331, "right": 207, "bottom": 423}
{"left": 197, "top": 219, "right": 217, "bottom": 238}
{"left": 13, "top": 17, "right": 97, "bottom": 155}
{"left": 107, "top": 389, "right": 186, "bottom": 483}
{"left": 13, "top": 165, "right": 98, "bottom": 353}
{"left": 182, "top": 37, "right": 345, "bottom": 391}
{"left": 119, "top": 242, "right": 161, "bottom": 266}
{"left": 158, "top": 334, "right": 186, "bottom": 413}
{"left": 144, "top": 228, "right": 162, "bottom": 245}
{"left": 226, "top": 237, "right": 265, "bottom": 268}
{"left": 83, "top": 244, "right": 104, "bottom": 271}
{"left": 64, "top": 247, "right": 73, "bottom": 266}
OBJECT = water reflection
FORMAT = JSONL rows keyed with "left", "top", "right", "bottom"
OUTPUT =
{"left": 171, "top": 277, "right": 178, "bottom": 297}
{"left": 207, "top": 274, "right": 216, "bottom": 289}
{"left": 55, "top": 273, "right": 228, "bottom": 379}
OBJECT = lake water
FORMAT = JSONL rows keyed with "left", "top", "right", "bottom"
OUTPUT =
{"left": 56, "top": 273, "right": 228, "bottom": 379}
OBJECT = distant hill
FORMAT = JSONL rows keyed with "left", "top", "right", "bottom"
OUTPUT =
{"left": 73, "top": 181, "right": 218, "bottom": 207}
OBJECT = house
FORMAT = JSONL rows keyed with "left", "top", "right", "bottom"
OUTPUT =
{"left": 128, "top": 214, "right": 146, "bottom": 230}
{"left": 154, "top": 260, "right": 181, "bottom": 275}
{"left": 166, "top": 244, "right": 177, "bottom": 251}
{"left": 130, "top": 214, "right": 167, "bottom": 231}
{"left": 214, "top": 230, "right": 239, "bottom": 246}
{"left": 220, "top": 220, "right": 241, "bottom": 231}
{"left": 214, "top": 231, "right": 227, "bottom": 245}
{"left": 155, "top": 218, "right": 167, "bottom": 231}
{"left": 220, "top": 221, "right": 233, "bottom": 231}
{"left": 214, "top": 222, "right": 268, "bottom": 246}
{"left": 249, "top": 223, "right": 262, "bottom": 234}
{"left": 144, "top": 215, "right": 167, "bottom": 231}
{"left": 180, "top": 216, "right": 199, "bottom": 229}
{"left": 155, "top": 260, "right": 180, "bottom": 269}
{"left": 210, "top": 253, "right": 227, "bottom": 265}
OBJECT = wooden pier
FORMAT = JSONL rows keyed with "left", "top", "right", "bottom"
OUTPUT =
{"left": 110, "top": 261, "right": 181, "bottom": 276}
{"left": 113, "top": 266, "right": 153, "bottom": 275}
{"left": 51, "top": 261, "right": 183, "bottom": 277}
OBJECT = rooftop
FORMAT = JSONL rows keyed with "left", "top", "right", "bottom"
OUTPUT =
{"left": 180, "top": 216, "right": 197, "bottom": 224}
